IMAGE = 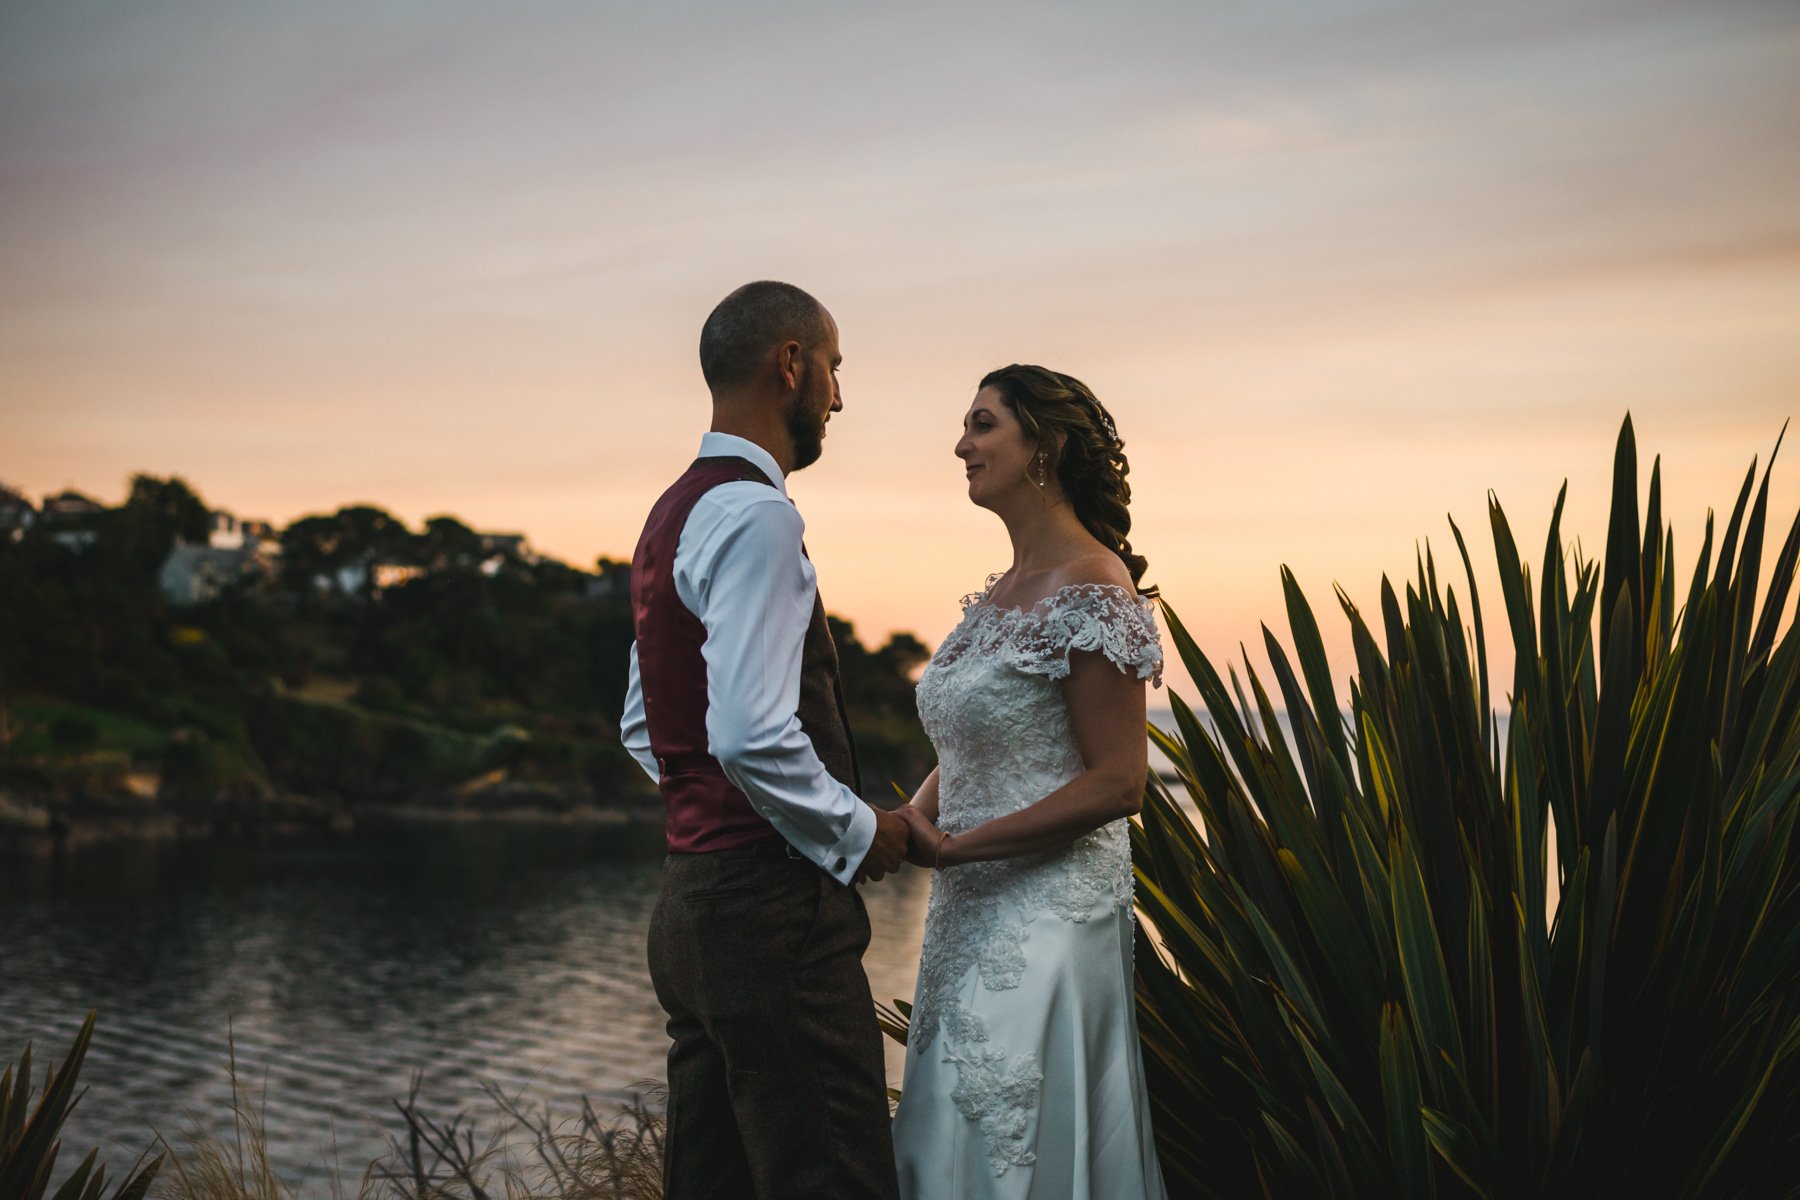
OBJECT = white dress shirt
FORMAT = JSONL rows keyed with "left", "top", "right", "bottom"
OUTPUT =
{"left": 620, "top": 432, "right": 877, "bottom": 885}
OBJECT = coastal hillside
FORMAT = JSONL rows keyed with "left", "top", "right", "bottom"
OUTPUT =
{"left": 0, "top": 474, "right": 932, "bottom": 837}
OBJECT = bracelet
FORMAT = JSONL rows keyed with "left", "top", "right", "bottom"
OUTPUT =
{"left": 934, "top": 832, "right": 952, "bottom": 870}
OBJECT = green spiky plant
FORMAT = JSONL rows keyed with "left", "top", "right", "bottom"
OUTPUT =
{"left": 1, "top": 1012, "right": 163, "bottom": 1200}
{"left": 1132, "top": 415, "right": 1800, "bottom": 1198}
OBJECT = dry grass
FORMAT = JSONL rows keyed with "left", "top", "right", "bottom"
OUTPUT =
{"left": 150, "top": 1036, "right": 664, "bottom": 1200}
{"left": 384, "top": 1081, "right": 666, "bottom": 1200}
{"left": 153, "top": 1029, "right": 371, "bottom": 1200}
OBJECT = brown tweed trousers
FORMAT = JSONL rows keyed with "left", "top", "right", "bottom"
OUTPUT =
{"left": 648, "top": 844, "right": 900, "bottom": 1199}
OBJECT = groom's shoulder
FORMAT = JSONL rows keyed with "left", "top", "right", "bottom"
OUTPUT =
{"left": 686, "top": 483, "right": 803, "bottom": 545}
{"left": 690, "top": 479, "right": 796, "bottom": 518}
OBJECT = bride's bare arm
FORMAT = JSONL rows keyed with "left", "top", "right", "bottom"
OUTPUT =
{"left": 927, "top": 649, "right": 1147, "bottom": 867}
{"left": 905, "top": 767, "right": 941, "bottom": 823}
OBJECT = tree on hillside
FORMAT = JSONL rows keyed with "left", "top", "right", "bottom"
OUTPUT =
{"left": 280, "top": 504, "right": 416, "bottom": 595}
{"left": 827, "top": 617, "right": 935, "bottom": 792}
{"left": 280, "top": 514, "right": 345, "bottom": 594}
{"left": 420, "top": 515, "right": 484, "bottom": 572}
{"left": 334, "top": 505, "right": 414, "bottom": 562}
{"left": 44, "top": 473, "right": 216, "bottom": 579}
{"left": 0, "top": 480, "right": 34, "bottom": 535}
{"left": 0, "top": 578, "right": 17, "bottom": 748}
{"left": 126, "top": 474, "right": 210, "bottom": 545}
{"left": 829, "top": 618, "right": 930, "bottom": 712}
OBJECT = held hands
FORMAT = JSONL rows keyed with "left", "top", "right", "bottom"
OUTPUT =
{"left": 856, "top": 804, "right": 957, "bottom": 883}
{"left": 855, "top": 807, "right": 910, "bottom": 883}
{"left": 896, "top": 804, "right": 951, "bottom": 869}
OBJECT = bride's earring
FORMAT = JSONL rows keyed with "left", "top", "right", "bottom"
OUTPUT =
{"left": 1034, "top": 452, "right": 1048, "bottom": 489}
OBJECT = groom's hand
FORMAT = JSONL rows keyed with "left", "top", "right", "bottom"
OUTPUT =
{"left": 855, "top": 807, "right": 909, "bottom": 883}
{"left": 895, "top": 805, "right": 940, "bottom": 869}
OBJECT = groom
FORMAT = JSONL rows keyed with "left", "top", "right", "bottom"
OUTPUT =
{"left": 620, "top": 281, "right": 908, "bottom": 1199}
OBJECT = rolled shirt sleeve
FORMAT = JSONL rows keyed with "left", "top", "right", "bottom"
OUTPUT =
{"left": 676, "top": 488, "right": 876, "bottom": 885}
{"left": 619, "top": 642, "right": 659, "bottom": 784}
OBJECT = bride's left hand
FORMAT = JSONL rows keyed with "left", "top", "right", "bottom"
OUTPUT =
{"left": 895, "top": 804, "right": 944, "bottom": 869}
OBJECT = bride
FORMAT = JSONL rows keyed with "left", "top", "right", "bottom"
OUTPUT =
{"left": 891, "top": 365, "right": 1168, "bottom": 1199}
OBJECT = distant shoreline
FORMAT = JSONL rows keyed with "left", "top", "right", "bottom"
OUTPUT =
{"left": 0, "top": 786, "right": 663, "bottom": 853}
{"left": 6, "top": 716, "right": 1185, "bottom": 853}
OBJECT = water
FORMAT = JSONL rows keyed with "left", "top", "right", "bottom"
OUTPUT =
{"left": 2, "top": 713, "right": 1442, "bottom": 1193}
{"left": 0, "top": 820, "right": 931, "bottom": 1194}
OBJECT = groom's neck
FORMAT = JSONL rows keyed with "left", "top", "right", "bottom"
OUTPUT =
{"left": 709, "top": 403, "right": 793, "bottom": 476}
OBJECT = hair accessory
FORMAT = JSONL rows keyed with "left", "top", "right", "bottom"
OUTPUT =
{"left": 1095, "top": 406, "right": 1119, "bottom": 445}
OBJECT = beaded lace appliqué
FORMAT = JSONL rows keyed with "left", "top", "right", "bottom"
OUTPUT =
{"left": 935, "top": 578, "right": 1164, "bottom": 687}
{"left": 943, "top": 1004, "right": 1044, "bottom": 1175}
{"left": 908, "top": 580, "right": 1163, "bottom": 1175}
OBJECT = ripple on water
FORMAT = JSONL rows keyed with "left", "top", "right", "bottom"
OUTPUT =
{"left": 0, "top": 824, "right": 932, "bottom": 1195}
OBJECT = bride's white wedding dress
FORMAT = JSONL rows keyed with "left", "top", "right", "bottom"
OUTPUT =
{"left": 891, "top": 581, "right": 1169, "bottom": 1200}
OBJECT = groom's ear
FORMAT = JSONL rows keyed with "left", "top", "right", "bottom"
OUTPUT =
{"left": 773, "top": 339, "right": 804, "bottom": 392}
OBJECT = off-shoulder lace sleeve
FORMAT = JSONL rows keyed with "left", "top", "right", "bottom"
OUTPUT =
{"left": 995, "top": 583, "right": 1163, "bottom": 686}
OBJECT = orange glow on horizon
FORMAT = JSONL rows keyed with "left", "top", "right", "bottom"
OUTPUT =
{"left": 3, "top": 2, "right": 1797, "bottom": 702}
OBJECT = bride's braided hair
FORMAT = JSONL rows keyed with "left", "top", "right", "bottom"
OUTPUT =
{"left": 978, "top": 364, "right": 1156, "bottom": 597}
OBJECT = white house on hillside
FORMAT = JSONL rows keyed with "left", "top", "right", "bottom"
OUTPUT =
{"left": 41, "top": 490, "right": 102, "bottom": 519}
{"left": 207, "top": 510, "right": 243, "bottom": 549}
{"left": 159, "top": 543, "right": 268, "bottom": 605}
{"left": 160, "top": 508, "right": 281, "bottom": 605}
{"left": 41, "top": 490, "right": 102, "bottom": 552}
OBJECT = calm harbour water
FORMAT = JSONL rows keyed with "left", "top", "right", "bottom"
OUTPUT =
{"left": 0, "top": 819, "right": 931, "bottom": 1194}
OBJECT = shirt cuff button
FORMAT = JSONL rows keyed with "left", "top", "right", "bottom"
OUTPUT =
{"left": 834, "top": 857, "right": 847, "bottom": 872}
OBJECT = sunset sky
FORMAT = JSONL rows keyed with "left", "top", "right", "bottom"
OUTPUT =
{"left": 4, "top": 0, "right": 1797, "bottom": 695}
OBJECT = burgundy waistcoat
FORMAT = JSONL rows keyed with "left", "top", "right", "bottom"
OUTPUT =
{"left": 630, "top": 455, "right": 862, "bottom": 853}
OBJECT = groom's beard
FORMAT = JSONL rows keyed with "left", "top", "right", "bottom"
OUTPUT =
{"left": 786, "top": 370, "right": 824, "bottom": 472}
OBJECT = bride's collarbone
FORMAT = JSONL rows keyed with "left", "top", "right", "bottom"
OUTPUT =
{"left": 986, "top": 550, "right": 1123, "bottom": 611}
{"left": 983, "top": 565, "right": 1070, "bottom": 611}
{"left": 984, "top": 565, "right": 1129, "bottom": 613}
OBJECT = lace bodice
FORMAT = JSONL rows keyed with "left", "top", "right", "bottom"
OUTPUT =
{"left": 919, "top": 578, "right": 1160, "bottom": 837}
{"left": 909, "top": 579, "right": 1162, "bottom": 1075}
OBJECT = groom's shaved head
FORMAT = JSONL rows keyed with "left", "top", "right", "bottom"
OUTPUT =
{"left": 700, "top": 281, "right": 830, "bottom": 393}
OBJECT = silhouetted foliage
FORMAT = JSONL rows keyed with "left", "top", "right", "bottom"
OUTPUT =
{"left": 1130, "top": 417, "right": 1800, "bottom": 1199}
{"left": 831, "top": 616, "right": 934, "bottom": 793}
{"left": 0, "top": 475, "right": 932, "bottom": 824}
